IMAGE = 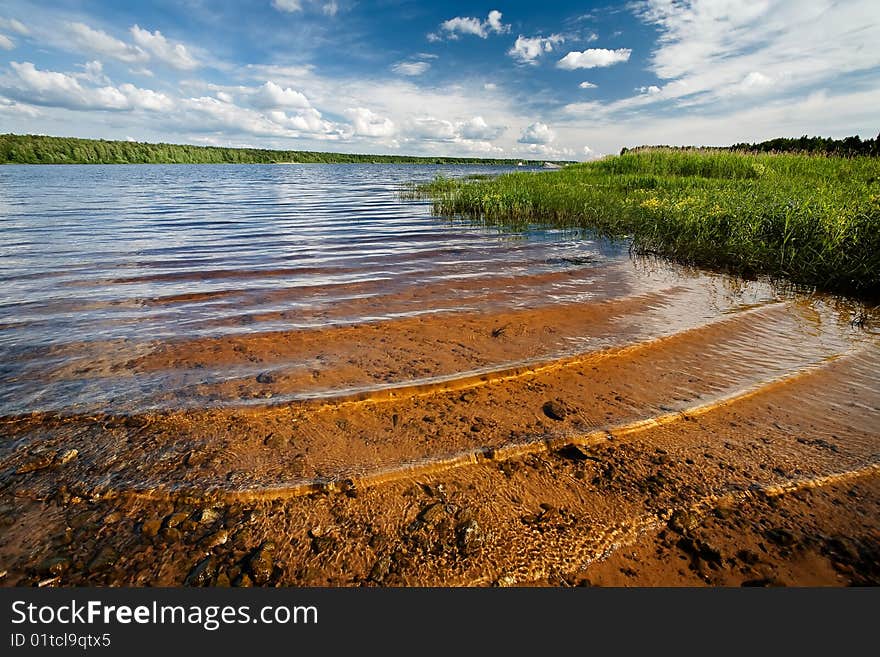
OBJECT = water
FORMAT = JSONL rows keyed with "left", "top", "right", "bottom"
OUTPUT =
{"left": 0, "top": 163, "right": 875, "bottom": 418}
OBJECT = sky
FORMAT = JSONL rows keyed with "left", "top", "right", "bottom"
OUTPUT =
{"left": 0, "top": 0, "right": 878, "bottom": 159}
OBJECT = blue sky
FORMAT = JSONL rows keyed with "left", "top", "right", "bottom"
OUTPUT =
{"left": 1, "top": 1, "right": 878, "bottom": 158}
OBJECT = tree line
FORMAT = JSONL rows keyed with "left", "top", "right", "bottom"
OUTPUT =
{"left": 0, "top": 133, "right": 548, "bottom": 166}
{"left": 621, "top": 133, "right": 880, "bottom": 157}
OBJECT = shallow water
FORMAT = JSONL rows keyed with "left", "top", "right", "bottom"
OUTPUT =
{"left": 0, "top": 163, "right": 876, "bottom": 421}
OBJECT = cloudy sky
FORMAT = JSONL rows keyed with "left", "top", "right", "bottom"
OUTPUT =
{"left": 1, "top": 0, "right": 878, "bottom": 159}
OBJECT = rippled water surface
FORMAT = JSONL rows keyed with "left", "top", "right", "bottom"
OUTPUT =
{"left": 0, "top": 163, "right": 875, "bottom": 417}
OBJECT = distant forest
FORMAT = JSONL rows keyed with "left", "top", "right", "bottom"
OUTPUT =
{"left": 0, "top": 134, "right": 548, "bottom": 166}
{"left": 622, "top": 134, "right": 880, "bottom": 157}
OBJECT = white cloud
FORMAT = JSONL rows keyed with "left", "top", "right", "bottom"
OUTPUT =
{"left": 0, "top": 18, "right": 29, "bottom": 35}
{"left": 392, "top": 61, "right": 430, "bottom": 76}
{"left": 216, "top": 91, "right": 233, "bottom": 103}
{"left": 625, "top": 0, "right": 880, "bottom": 108}
{"left": 508, "top": 34, "right": 565, "bottom": 64}
{"left": 483, "top": 82, "right": 497, "bottom": 90}
{"left": 79, "top": 60, "right": 109, "bottom": 85}
{"left": 486, "top": 10, "right": 506, "bottom": 34}
{"left": 118, "top": 83, "right": 174, "bottom": 111}
{"left": 0, "top": 34, "right": 13, "bottom": 50}
{"left": 637, "top": 85, "right": 661, "bottom": 95}
{"left": 520, "top": 143, "right": 573, "bottom": 159}
{"left": 271, "top": 0, "right": 340, "bottom": 16}
{"left": 435, "top": 10, "right": 509, "bottom": 40}
{"left": 558, "top": 48, "right": 632, "bottom": 70}
{"left": 272, "top": 0, "right": 303, "bottom": 12}
{"left": 579, "top": 81, "right": 597, "bottom": 89}
{"left": 459, "top": 116, "right": 504, "bottom": 140}
{"left": 66, "top": 22, "right": 147, "bottom": 64}
{"left": 252, "top": 80, "right": 311, "bottom": 109}
{"left": 3, "top": 61, "right": 171, "bottom": 112}
{"left": 130, "top": 25, "right": 199, "bottom": 70}
{"left": 518, "top": 122, "right": 555, "bottom": 144}
{"left": 345, "top": 107, "right": 396, "bottom": 137}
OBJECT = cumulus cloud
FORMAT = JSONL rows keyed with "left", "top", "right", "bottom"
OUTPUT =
{"left": 251, "top": 80, "right": 311, "bottom": 109}
{"left": 0, "top": 34, "right": 13, "bottom": 50}
{"left": 518, "top": 122, "right": 556, "bottom": 144}
{"left": 459, "top": 116, "right": 504, "bottom": 140}
{"left": 637, "top": 85, "right": 661, "bottom": 95}
{"left": 130, "top": 25, "right": 199, "bottom": 70}
{"left": 520, "top": 143, "right": 573, "bottom": 159}
{"left": 79, "top": 60, "right": 109, "bottom": 85}
{"left": 557, "top": 48, "right": 632, "bottom": 70}
{"left": 345, "top": 107, "right": 396, "bottom": 137}
{"left": 3, "top": 61, "right": 171, "bottom": 112}
{"left": 430, "top": 9, "right": 509, "bottom": 41}
{"left": 392, "top": 61, "right": 430, "bottom": 76}
{"left": 579, "top": 81, "right": 597, "bottom": 89}
{"left": 508, "top": 34, "right": 565, "bottom": 64}
{"left": 406, "top": 115, "right": 504, "bottom": 143}
{"left": 66, "top": 22, "right": 147, "bottom": 64}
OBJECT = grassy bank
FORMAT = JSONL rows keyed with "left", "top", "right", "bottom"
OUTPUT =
{"left": 417, "top": 150, "right": 880, "bottom": 298}
{"left": 0, "top": 133, "right": 553, "bottom": 166}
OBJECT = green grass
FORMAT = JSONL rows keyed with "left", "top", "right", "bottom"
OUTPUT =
{"left": 0, "top": 133, "right": 557, "bottom": 166}
{"left": 414, "top": 149, "right": 880, "bottom": 299}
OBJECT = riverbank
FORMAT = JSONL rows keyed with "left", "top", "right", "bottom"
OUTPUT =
{"left": 416, "top": 150, "right": 880, "bottom": 299}
{"left": 0, "top": 133, "right": 556, "bottom": 166}
{"left": 1, "top": 286, "right": 878, "bottom": 586}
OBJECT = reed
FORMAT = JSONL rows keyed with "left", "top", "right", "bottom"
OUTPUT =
{"left": 416, "top": 150, "right": 880, "bottom": 298}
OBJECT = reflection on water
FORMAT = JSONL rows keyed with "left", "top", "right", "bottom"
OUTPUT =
{"left": 0, "top": 163, "right": 875, "bottom": 416}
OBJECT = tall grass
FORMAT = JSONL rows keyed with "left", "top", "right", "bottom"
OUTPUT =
{"left": 416, "top": 150, "right": 880, "bottom": 299}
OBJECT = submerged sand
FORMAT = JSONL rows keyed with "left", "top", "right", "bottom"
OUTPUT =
{"left": 1, "top": 265, "right": 878, "bottom": 586}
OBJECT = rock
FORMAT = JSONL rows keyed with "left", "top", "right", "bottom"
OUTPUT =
{"left": 542, "top": 400, "right": 568, "bottom": 421}
{"left": 456, "top": 519, "right": 484, "bottom": 556}
{"left": 57, "top": 449, "right": 78, "bottom": 466}
{"left": 87, "top": 547, "right": 118, "bottom": 572}
{"left": 15, "top": 454, "right": 55, "bottom": 474}
{"left": 248, "top": 541, "right": 276, "bottom": 585}
{"left": 341, "top": 478, "right": 357, "bottom": 498}
{"left": 765, "top": 527, "right": 796, "bottom": 547}
{"left": 419, "top": 503, "right": 447, "bottom": 525}
{"left": 184, "top": 557, "right": 215, "bottom": 586}
{"left": 256, "top": 372, "right": 276, "bottom": 384}
{"left": 165, "top": 512, "right": 190, "bottom": 528}
{"left": 214, "top": 572, "right": 231, "bottom": 587}
{"left": 668, "top": 509, "right": 700, "bottom": 534}
{"left": 200, "top": 530, "right": 229, "bottom": 549}
{"left": 160, "top": 527, "right": 182, "bottom": 542}
{"left": 103, "top": 511, "right": 123, "bottom": 525}
{"left": 140, "top": 519, "right": 163, "bottom": 538}
{"left": 263, "top": 434, "right": 286, "bottom": 449}
{"left": 195, "top": 508, "right": 221, "bottom": 525}
{"left": 233, "top": 573, "right": 254, "bottom": 587}
{"left": 459, "top": 392, "right": 476, "bottom": 404}
{"left": 39, "top": 556, "right": 72, "bottom": 576}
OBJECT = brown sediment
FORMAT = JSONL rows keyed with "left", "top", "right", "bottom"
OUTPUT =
{"left": 0, "top": 275, "right": 878, "bottom": 587}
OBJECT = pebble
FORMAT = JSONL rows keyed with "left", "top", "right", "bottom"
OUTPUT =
{"left": 248, "top": 541, "right": 276, "bottom": 585}
{"left": 87, "top": 547, "right": 118, "bottom": 572}
{"left": 184, "top": 557, "right": 215, "bottom": 586}
{"left": 542, "top": 400, "right": 568, "bottom": 421}
{"left": 140, "top": 519, "right": 163, "bottom": 538}
{"left": 668, "top": 509, "right": 700, "bottom": 534}
{"left": 256, "top": 372, "right": 276, "bottom": 384}
{"left": 456, "top": 519, "right": 484, "bottom": 556}
{"left": 196, "top": 507, "right": 222, "bottom": 525}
